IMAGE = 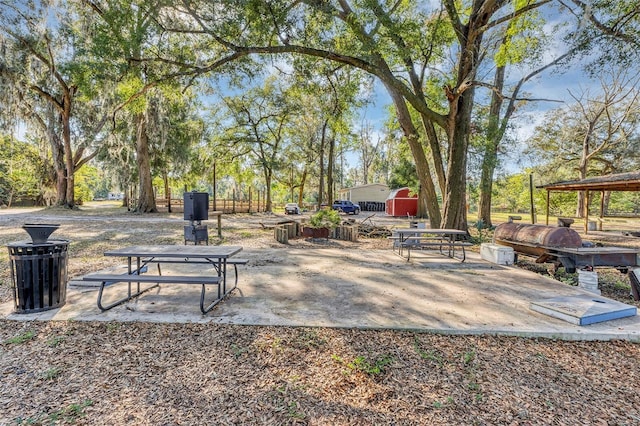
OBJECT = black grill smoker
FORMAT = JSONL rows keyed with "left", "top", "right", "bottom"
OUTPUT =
{"left": 184, "top": 191, "right": 209, "bottom": 245}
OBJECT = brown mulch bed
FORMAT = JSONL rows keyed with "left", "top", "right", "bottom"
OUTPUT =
{"left": 2, "top": 321, "right": 640, "bottom": 425}
{"left": 1, "top": 207, "right": 640, "bottom": 424}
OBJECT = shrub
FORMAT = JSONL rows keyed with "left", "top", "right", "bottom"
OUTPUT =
{"left": 309, "top": 208, "right": 341, "bottom": 229}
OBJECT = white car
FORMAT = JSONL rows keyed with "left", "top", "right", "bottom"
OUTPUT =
{"left": 284, "top": 203, "right": 301, "bottom": 214}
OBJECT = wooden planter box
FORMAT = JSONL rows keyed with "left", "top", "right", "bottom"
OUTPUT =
{"left": 302, "top": 227, "right": 330, "bottom": 239}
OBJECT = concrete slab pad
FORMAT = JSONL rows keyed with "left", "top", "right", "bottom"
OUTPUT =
{"left": 2, "top": 248, "right": 640, "bottom": 341}
{"left": 530, "top": 295, "right": 637, "bottom": 325}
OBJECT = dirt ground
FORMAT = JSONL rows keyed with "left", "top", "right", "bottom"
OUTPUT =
{"left": 1, "top": 205, "right": 640, "bottom": 425}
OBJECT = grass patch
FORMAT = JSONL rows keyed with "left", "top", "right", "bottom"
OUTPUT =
{"left": 4, "top": 330, "right": 35, "bottom": 345}
{"left": 41, "top": 367, "right": 62, "bottom": 381}
{"left": 333, "top": 353, "right": 394, "bottom": 376}
{"left": 47, "top": 336, "right": 66, "bottom": 348}
{"left": 14, "top": 399, "right": 93, "bottom": 425}
{"left": 414, "top": 338, "right": 445, "bottom": 366}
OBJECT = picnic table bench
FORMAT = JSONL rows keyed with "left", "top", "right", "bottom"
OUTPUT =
{"left": 82, "top": 273, "right": 222, "bottom": 313}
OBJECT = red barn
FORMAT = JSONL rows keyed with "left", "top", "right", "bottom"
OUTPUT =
{"left": 385, "top": 187, "right": 418, "bottom": 217}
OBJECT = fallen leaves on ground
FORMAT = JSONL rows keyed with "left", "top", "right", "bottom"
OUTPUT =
{"left": 1, "top": 321, "right": 640, "bottom": 425}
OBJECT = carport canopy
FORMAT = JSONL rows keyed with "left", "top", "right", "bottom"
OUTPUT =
{"left": 537, "top": 171, "right": 640, "bottom": 234}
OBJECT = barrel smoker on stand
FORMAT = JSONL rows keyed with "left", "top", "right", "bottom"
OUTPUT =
{"left": 493, "top": 221, "right": 640, "bottom": 300}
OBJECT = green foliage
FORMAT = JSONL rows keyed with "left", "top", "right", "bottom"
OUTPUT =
{"left": 347, "top": 355, "right": 394, "bottom": 376}
{"left": 41, "top": 367, "right": 62, "bottom": 381}
{"left": 462, "top": 348, "right": 476, "bottom": 365}
{"left": 608, "top": 192, "right": 640, "bottom": 215}
{"left": 494, "top": 2, "right": 545, "bottom": 67}
{"left": 414, "top": 338, "right": 444, "bottom": 366}
{"left": 4, "top": 330, "right": 35, "bottom": 345}
{"left": 471, "top": 220, "right": 492, "bottom": 242}
{"left": 309, "top": 208, "right": 341, "bottom": 229}
{"left": 47, "top": 336, "right": 66, "bottom": 348}
{"left": 15, "top": 399, "right": 94, "bottom": 425}
{"left": 332, "top": 353, "right": 394, "bottom": 376}
{"left": 0, "top": 136, "right": 45, "bottom": 206}
{"left": 388, "top": 157, "right": 418, "bottom": 190}
{"left": 74, "top": 165, "right": 103, "bottom": 203}
{"left": 492, "top": 172, "right": 550, "bottom": 215}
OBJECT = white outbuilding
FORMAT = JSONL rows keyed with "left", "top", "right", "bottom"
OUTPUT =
{"left": 336, "top": 183, "right": 390, "bottom": 212}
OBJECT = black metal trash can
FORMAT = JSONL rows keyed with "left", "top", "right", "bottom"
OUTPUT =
{"left": 8, "top": 239, "right": 69, "bottom": 313}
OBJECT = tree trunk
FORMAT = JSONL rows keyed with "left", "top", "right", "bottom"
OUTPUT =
{"left": 264, "top": 169, "right": 273, "bottom": 212}
{"left": 163, "top": 171, "right": 171, "bottom": 213}
{"left": 62, "top": 97, "right": 75, "bottom": 209}
{"left": 477, "top": 65, "right": 506, "bottom": 228}
{"left": 318, "top": 121, "right": 328, "bottom": 209}
{"left": 134, "top": 113, "right": 157, "bottom": 213}
{"left": 442, "top": 12, "right": 490, "bottom": 232}
{"left": 327, "top": 135, "right": 335, "bottom": 204}
{"left": 298, "top": 168, "right": 307, "bottom": 208}
{"left": 442, "top": 119, "right": 469, "bottom": 231}
{"left": 54, "top": 162, "right": 66, "bottom": 207}
{"left": 385, "top": 83, "right": 441, "bottom": 227}
{"left": 418, "top": 185, "right": 428, "bottom": 219}
{"left": 47, "top": 104, "right": 66, "bottom": 207}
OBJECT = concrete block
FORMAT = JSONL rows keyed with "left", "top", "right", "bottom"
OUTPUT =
{"left": 480, "top": 243, "right": 514, "bottom": 265}
{"left": 577, "top": 269, "right": 600, "bottom": 295}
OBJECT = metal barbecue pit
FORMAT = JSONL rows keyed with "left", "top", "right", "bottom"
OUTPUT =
{"left": 493, "top": 222, "right": 640, "bottom": 300}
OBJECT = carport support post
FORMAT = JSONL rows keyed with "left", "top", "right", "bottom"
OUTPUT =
{"left": 599, "top": 190, "right": 605, "bottom": 231}
{"left": 583, "top": 190, "right": 590, "bottom": 234}
{"left": 545, "top": 190, "right": 550, "bottom": 225}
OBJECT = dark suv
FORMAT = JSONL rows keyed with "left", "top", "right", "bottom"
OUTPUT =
{"left": 332, "top": 200, "right": 360, "bottom": 215}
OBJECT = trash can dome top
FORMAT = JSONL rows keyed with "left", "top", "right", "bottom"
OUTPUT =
{"left": 22, "top": 224, "right": 60, "bottom": 244}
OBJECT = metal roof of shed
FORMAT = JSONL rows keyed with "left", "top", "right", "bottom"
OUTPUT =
{"left": 538, "top": 171, "right": 640, "bottom": 192}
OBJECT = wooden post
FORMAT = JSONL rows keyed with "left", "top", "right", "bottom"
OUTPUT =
{"left": 232, "top": 188, "right": 236, "bottom": 213}
{"left": 209, "top": 211, "right": 222, "bottom": 238}
{"left": 545, "top": 190, "right": 550, "bottom": 226}
{"left": 584, "top": 190, "right": 590, "bottom": 234}
{"left": 599, "top": 190, "right": 605, "bottom": 231}
{"left": 274, "top": 226, "right": 288, "bottom": 243}
{"left": 248, "top": 187, "right": 252, "bottom": 213}
{"left": 212, "top": 162, "right": 217, "bottom": 211}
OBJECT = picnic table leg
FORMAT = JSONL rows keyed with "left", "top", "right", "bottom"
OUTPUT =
{"left": 127, "top": 257, "right": 132, "bottom": 299}
{"left": 199, "top": 282, "right": 225, "bottom": 314}
{"left": 96, "top": 279, "right": 160, "bottom": 312}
